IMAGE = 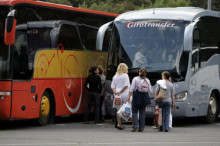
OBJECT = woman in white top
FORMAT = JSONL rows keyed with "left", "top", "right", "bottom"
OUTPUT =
{"left": 111, "top": 63, "right": 130, "bottom": 130}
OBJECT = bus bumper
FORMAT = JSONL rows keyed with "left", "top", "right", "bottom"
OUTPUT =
{"left": 145, "top": 99, "right": 187, "bottom": 118}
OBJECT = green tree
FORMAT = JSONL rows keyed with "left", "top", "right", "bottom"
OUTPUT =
{"left": 78, "top": 0, "right": 152, "bottom": 14}
{"left": 38, "top": 0, "right": 219, "bottom": 13}
{"left": 42, "top": 0, "right": 72, "bottom": 6}
{"left": 191, "top": 0, "right": 220, "bottom": 11}
{"left": 152, "top": 0, "right": 191, "bottom": 8}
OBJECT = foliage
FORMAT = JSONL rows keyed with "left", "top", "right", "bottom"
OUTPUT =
{"left": 42, "top": 0, "right": 72, "bottom": 6}
{"left": 152, "top": 0, "right": 191, "bottom": 8}
{"left": 39, "top": 0, "right": 220, "bottom": 14}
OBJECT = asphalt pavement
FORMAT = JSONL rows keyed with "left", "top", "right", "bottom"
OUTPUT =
{"left": 0, "top": 116, "right": 220, "bottom": 146}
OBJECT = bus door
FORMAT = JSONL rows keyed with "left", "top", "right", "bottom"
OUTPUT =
{"left": 57, "top": 23, "right": 84, "bottom": 114}
{"left": 11, "top": 25, "right": 32, "bottom": 119}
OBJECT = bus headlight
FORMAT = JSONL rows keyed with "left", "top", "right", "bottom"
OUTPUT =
{"left": 175, "top": 92, "right": 187, "bottom": 101}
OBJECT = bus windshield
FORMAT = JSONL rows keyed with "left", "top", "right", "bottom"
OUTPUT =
{"left": 13, "top": 26, "right": 51, "bottom": 80}
{"left": 0, "top": 6, "right": 10, "bottom": 80}
{"left": 110, "top": 20, "right": 189, "bottom": 73}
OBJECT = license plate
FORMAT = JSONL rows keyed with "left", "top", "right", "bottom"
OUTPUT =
{"left": 146, "top": 107, "right": 151, "bottom": 111}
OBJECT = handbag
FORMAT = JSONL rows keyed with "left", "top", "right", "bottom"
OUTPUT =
{"left": 154, "top": 88, "right": 166, "bottom": 103}
{"left": 132, "top": 90, "right": 150, "bottom": 108}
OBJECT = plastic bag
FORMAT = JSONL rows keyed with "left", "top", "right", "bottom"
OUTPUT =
{"left": 113, "top": 95, "right": 122, "bottom": 109}
{"left": 122, "top": 102, "right": 132, "bottom": 118}
{"left": 117, "top": 102, "right": 132, "bottom": 121}
{"left": 169, "top": 111, "right": 172, "bottom": 128}
{"left": 153, "top": 105, "right": 159, "bottom": 126}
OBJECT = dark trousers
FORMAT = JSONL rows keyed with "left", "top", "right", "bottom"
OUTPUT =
{"left": 84, "top": 92, "right": 100, "bottom": 123}
{"left": 132, "top": 105, "right": 146, "bottom": 130}
{"left": 159, "top": 102, "right": 171, "bottom": 131}
{"left": 99, "top": 95, "right": 104, "bottom": 119}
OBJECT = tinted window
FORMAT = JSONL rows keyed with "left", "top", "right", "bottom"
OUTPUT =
{"left": 13, "top": 27, "right": 51, "bottom": 80}
{"left": 79, "top": 25, "right": 98, "bottom": 51}
{"left": 110, "top": 20, "right": 188, "bottom": 70}
{"left": 191, "top": 17, "right": 220, "bottom": 74}
{"left": 0, "top": 6, "right": 11, "bottom": 80}
{"left": 102, "top": 29, "right": 112, "bottom": 51}
{"left": 59, "top": 24, "right": 81, "bottom": 50}
{"left": 13, "top": 30, "right": 29, "bottom": 79}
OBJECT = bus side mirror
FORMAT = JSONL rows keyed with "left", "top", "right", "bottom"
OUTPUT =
{"left": 96, "top": 22, "right": 112, "bottom": 51}
{"left": 184, "top": 21, "right": 196, "bottom": 52}
{"left": 4, "top": 10, "right": 17, "bottom": 45}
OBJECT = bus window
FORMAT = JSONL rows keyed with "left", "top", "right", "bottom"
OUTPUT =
{"left": 191, "top": 17, "right": 220, "bottom": 74}
{"left": 0, "top": 6, "right": 11, "bottom": 80}
{"left": 79, "top": 25, "right": 98, "bottom": 51}
{"left": 13, "top": 27, "right": 51, "bottom": 80}
{"left": 59, "top": 24, "right": 81, "bottom": 50}
{"left": 13, "top": 30, "right": 28, "bottom": 79}
{"left": 102, "top": 29, "right": 112, "bottom": 52}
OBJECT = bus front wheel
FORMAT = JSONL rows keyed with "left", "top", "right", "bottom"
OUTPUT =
{"left": 38, "top": 91, "right": 51, "bottom": 126}
{"left": 206, "top": 93, "right": 218, "bottom": 123}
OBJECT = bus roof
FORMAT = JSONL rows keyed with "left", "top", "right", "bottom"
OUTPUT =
{"left": 115, "top": 7, "right": 220, "bottom": 22}
{"left": 0, "top": 0, "right": 118, "bottom": 17}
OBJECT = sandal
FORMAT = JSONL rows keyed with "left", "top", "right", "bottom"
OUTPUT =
{"left": 117, "top": 126, "right": 125, "bottom": 130}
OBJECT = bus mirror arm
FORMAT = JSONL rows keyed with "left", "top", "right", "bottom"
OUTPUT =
{"left": 96, "top": 21, "right": 113, "bottom": 51}
{"left": 4, "top": 9, "right": 17, "bottom": 46}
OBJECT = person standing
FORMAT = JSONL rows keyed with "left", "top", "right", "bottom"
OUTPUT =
{"left": 111, "top": 63, "right": 130, "bottom": 130}
{"left": 128, "top": 67, "right": 152, "bottom": 132}
{"left": 155, "top": 71, "right": 175, "bottom": 132}
{"left": 83, "top": 66, "right": 102, "bottom": 124}
{"left": 98, "top": 66, "right": 106, "bottom": 122}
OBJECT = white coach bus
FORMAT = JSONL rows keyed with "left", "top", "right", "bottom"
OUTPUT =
{"left": 96, "top": 7, "right": 220, "bottom": 123}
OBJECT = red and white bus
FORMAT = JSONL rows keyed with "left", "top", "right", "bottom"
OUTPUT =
{"left": 0, "top": 0, "right": 118, "bottom": 125}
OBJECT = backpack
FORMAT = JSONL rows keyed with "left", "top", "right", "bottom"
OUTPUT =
{"left": 139, "top": 78, "right": 149, "bottom": 93}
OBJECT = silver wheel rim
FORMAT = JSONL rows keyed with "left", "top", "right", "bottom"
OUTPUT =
{"left": 208, "top": 96, "right": 217, "bottom": 118}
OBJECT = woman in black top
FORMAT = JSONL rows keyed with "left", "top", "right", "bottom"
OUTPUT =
{"left": 83, "top": 66, "right": 102, "bottom": 124}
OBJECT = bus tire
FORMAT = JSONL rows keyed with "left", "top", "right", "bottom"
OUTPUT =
{"left": 206, "top": 93, "right": 218, "bottom": 124}
{"left": 38, "top": 91, "right": 51, "bottom": 126}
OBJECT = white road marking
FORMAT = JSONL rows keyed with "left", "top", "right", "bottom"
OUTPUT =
{"left": 54, "top": 124, "right": 66, "bottom": 126}
{"left": 1, "top": 142, "right": 220, "bottom": 145}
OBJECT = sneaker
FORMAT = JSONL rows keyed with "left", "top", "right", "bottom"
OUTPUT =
{"left": 152, "top": 126, "right": 159, "bottom": 129}
{"left": 165, "top": 130, "right": 169, "bottom": 132}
